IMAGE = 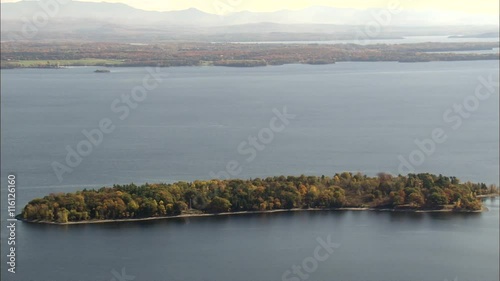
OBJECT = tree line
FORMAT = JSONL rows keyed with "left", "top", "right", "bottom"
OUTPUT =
{"left": 21, "top": 173, "right": 497, "bottom": 223}
{"left": 2, "top": 41, "right": 499, "bottom": 69}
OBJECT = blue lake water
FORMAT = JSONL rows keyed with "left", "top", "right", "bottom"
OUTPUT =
{"left": 1, "top": 61, "right": 499, "bottom": 280}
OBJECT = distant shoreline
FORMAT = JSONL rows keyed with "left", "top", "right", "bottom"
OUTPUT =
{"left": 2, "top": 41, "right": 499, "bottom": 69}
{"left": 2, "top": 58, "right": 500, "bottom": 70}
{"left": 17, "top": 205, "right": 489, "bottom": 226}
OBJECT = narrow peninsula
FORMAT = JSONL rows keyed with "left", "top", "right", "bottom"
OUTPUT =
{"left": 19, "top": 173, "right": 498, "bottom": 225}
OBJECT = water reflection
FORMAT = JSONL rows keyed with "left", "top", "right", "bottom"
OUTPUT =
{"left": 8, "top": 199, "right": 499, "bottom": 281}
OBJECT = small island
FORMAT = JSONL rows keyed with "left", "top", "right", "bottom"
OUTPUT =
{"left": 18, "top": 173, "right": 498, "bottom": 225}
{"left": 94, "top": 69, "right": 111, "bottom": 73}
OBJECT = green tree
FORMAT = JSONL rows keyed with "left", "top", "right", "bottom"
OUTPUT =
{"left": 173, "top": 201, "right": 188, "bottom": 215}
{"left": 408, "top": 192, "right": 425, "bottom": 207}
{"left": 429, "top": 192, "right": 448, "bottom": 206}
{"left": 56, "top": 208, "right": 69, "bottom": 223}
{"left": 206, "top": 197, "right": 232, "bottom": 213}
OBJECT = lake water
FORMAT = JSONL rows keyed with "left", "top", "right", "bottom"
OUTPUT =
{"left": 230, "top": 35, "right": 500, "bottom": 45}
{"left": 425, "top": 47, "right": 500, "bottom": 55}
{"left": 1, "top": 199, "right": 499, "bottom": 281}
{"left": 1, "top": 61, "right": 499, "bottom": 280}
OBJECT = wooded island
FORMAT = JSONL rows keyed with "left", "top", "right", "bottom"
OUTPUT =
{"left": 20, "top": 173, "right": 498, "bottom": 224}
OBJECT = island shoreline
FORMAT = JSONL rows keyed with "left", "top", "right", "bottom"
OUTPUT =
{"left": 17, "top": 205, "right": 489, "bottom": 226}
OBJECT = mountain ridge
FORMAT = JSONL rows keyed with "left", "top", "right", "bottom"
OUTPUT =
{"left": 2, "top": 0, "right": 499, "bottom": 26}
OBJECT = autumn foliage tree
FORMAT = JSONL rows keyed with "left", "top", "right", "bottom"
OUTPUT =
{"left": 21, "top": 173, "right": 487, "bottom": 223}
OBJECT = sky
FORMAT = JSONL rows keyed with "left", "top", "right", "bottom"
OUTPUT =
{"left": 1, "top": 0, "right": 499, "bottom": 16}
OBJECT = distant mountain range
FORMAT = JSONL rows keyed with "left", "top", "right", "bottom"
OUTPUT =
{"left": 2, "top": 0, "right": 499, "bottom": 26}
{"left": 1, "top": 1, "right": 498, "bottom": 43}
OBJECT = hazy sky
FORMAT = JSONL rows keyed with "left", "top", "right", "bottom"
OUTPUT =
{"left": 2, "top": 0, "right": 499, "bottom": 15}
